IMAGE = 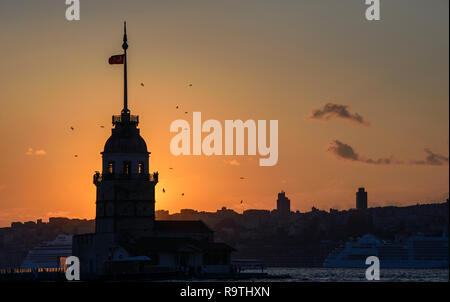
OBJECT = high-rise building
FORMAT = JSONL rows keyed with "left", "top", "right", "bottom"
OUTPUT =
{"left": 277, "top": 191, "right": 291, "bottom": 214}
{"left": 356, "top": 187, "right": 368, "bottom": 210}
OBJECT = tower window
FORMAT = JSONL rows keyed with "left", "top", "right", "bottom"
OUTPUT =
{"left": 123, "top": 161, "right": 131, "bottom": 175}
{"left": 108, "top": 162, "right": 115, "bottom": 174}
{"left": 138, "top": 162, "right": 144, "bottom": 175}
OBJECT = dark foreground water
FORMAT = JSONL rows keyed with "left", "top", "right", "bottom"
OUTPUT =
{"left": 202, "top": 268, "right": 449, "bottom": 282}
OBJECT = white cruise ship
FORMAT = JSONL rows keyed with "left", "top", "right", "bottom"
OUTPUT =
{"left": 21, "top": 234, "right": 73, "bottom": 269}
{"left": 323, "top": 233, "right": 449, "bottom": 269}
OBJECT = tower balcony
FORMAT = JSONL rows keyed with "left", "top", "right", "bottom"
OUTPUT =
{"left": 112, "top": 114, "right": 139, "bottom": 125}
{"left": 93, "top": 171, "right": 158, "bottom": 184}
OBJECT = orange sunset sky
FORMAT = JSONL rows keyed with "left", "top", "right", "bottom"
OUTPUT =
{"left": 0, "top": 0, "right": 448, "bottom": 227}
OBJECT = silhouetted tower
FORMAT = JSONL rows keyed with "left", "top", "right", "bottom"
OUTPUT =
{"left": 356, "top": 187, "right": 368, "bottom": 210}
{"left": 93, "top": 23, "right": 158, "bottom": 241}
{"left": 277, "top": 191, "right": 291, "bottom": 215}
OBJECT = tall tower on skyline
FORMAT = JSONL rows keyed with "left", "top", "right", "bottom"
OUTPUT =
{"left": 356, "top": 187, "right": 368, "bottom": 210}
{"left": 93, "top": 23, "right": 158, "bottom": 241}
{"left": 277, "top": 191, "right": 291, "bottom": 215}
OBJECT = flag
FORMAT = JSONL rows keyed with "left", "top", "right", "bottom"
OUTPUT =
{"left": 108, "top": 54, "right": 124, "bottom": 64}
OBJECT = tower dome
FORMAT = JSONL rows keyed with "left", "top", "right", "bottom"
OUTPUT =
{"left": 103, "top": 117, "right": 148, "bottom": 154}
{"left": 104, "top": 132, "right": 148, "bottom": 153}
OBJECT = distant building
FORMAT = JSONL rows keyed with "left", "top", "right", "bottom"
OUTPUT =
{"left": 180, "top": 209, "right": 198, "bottom": 215}
{"left": 356, "top": 188, "right": 368, "bottom": 210}
{"left": 277, "top": 191, "right": 291, "bottom": 215}
{"left": 330, "top": 208, "right": 339, "bottom": 214}
{"left": 216, "top": 207, "right": 238, "bottom": 217}
{"left": 49, "top": 217, "right": 70, "bottom": 225}
{"left": 155, "top": 210, "right": 170, "bottom": 220}
{"left": 11, "top": 222, "right": 23, "bottom": 228}
{"left": 243, "top": 209, "right": 270, "bottom": 216}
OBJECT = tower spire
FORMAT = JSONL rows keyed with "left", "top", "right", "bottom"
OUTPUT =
{"left": 122, "top": 21, "right": 129, "bottom": 115}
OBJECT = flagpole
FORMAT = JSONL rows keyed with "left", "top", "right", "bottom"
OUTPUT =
{"left": 122, "top": 21, "right": 129, "bottom": 116}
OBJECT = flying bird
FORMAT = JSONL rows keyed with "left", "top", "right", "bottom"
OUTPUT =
{"left": 188, "top": 83, "right": 193, "bottom": 87}
{"left": 181, "top": 193, "right": 184, "bottom": 197}
{"left": 74, "top": 155, "right": 78, "bottom": 158}
{"left": 70, "top": 126, "right": 74, "bottom": 131}
{"left": 140, "top": 83, "right": 145, "bottom": 87}
{"left": 169, "top": 167, "right": 173, "bottom": 170}
{"left": 185, "top": 112, "right": 188, "bottom": 114}
{"left": 176, "top": 106, "right": 179, "bottom": 109}
{"left": 162, "top": 188, "right": 165, "bottom": 193}
{"left": 240, "top": 177, "right": 246, "bottom": 180}
{"left": 240, "top": 200, "right": 243, "bottom": 204}
{"left": 100, "top": 126, "right": 105, "bottom": 128}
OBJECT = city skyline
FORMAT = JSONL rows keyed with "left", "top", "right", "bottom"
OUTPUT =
{"left": 6, "top": 196, "right": 449, "bottom": 227}
{"left": 0, "top": 0, "right": 448, "bottom": 227}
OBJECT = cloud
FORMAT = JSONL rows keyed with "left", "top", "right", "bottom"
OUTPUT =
{"left": 328, "top": 140, "right": 400, "bottom": 165}
{"left": 410, "top": 149, "right": 449, "bottom": 166}
{"left": 328, "top": 140, "right": 359, "bottom": 160}
{"left": 309, "top": 103, "right": 370, "bottom": 126}
{"left": 364, "top": 157, "right": 397, "bottom": 165}
{"left": 25, "top": 148, "right": 47, "bottom": 156}
{"left": 34, "top": 149, "right": 47, "bottom": 156}
{"left": 328, "top": 140, "right": 448, "bottom": 166}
